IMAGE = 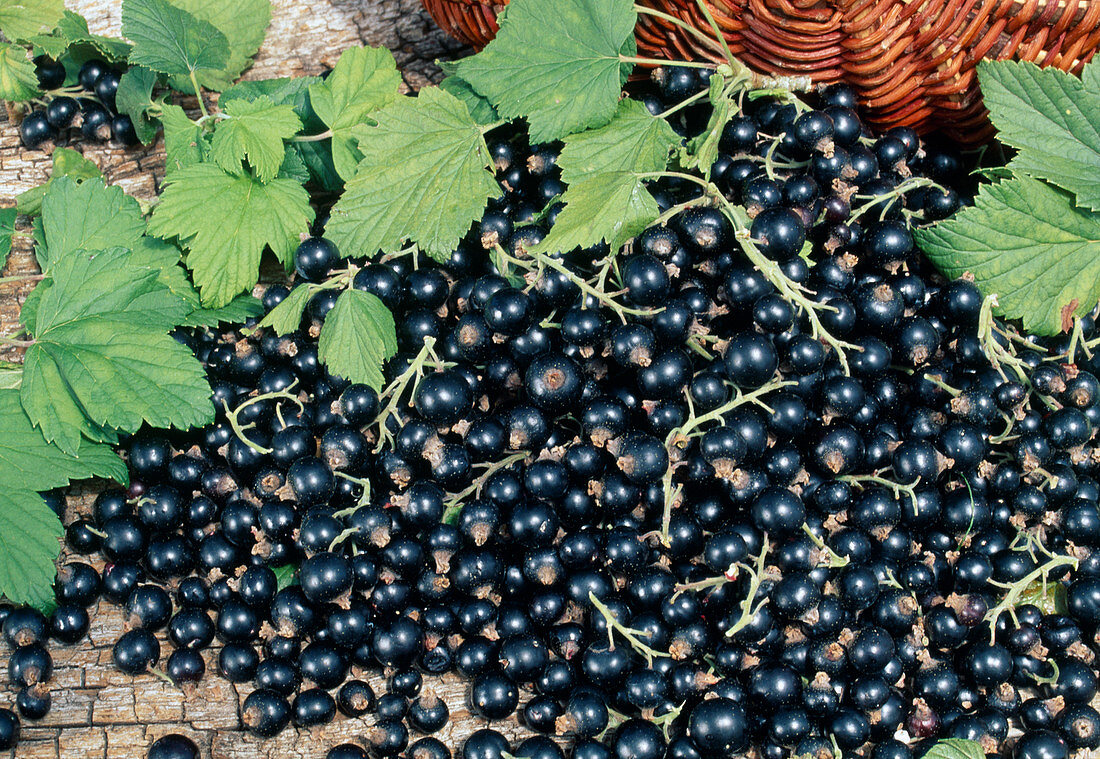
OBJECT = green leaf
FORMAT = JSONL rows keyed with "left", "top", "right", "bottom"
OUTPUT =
{"left": 182, "top": 292, "right": 263, "bottom": 327}
{"left": 272, "top": 563, "right": 298, "bottom": 590}
{"left": 253, "top": 281, "right": 314, "bottom": 335}
{"left": 683, "top": 75, "right": 731, "bottom": 177}
{"left": 328, "top": 86, "right": 499, "bottom": 261}
{"left": 915, "top": 176, "right": 1100, "bottom": 336}
{"left": 115, "top": 65, "right": 160, "bottom": 144}
{"left": 0, "top": 489, "right": 62, "bottom": 611}
{"left": 220, "top": 74, "right": 318, "bottom": 116}
{"left": 40, "top": 177, "right": 145, "bottom": 265}
{"left": 21, "top": 247, "right": 212, "bottom": 453}
{"left": 440, "top": 74, "right": 499, "bottom": 125}
{"left": 161, "top": 102, "right": 210, "bottom": 174}
{"left": 316, "top": 289, "right": 397, "bottom": 390}
{"left": 0, "top": 42, "right": 40, "bottom": 101}
{"left": 921, "top": 740, "right": 985, "bottom": 759}
{"left": 20, "top": 345, "right": 117, "bottom": 455}
{"left": 0, "top": 388, "right": 126, "bottom": 491}
{"left": 149, "top": 163, "right": 314, "bottom": 307}
{"left": 0, "top": 207, "right": 15, "bottom": 271}
{"left": 445, "top": 0, "right": 635, "bottom": 142}
{"left": 211, "top": 95, "right": 301, "bottom": 182}
{"left": 121, "top": 0, "right": 229, "bottom": 78}
{"left": 16, "top": 146, "right": 102, "bottom": 216}
{"left": 55, "top": 10, "right": 131, "bottom": 61}
{"left": 557, "top": 98, "right": 677, "bottom": 182}
{"left": 277, "top": 146, "right": 310, "bottom": 184}
{"left": 979, "top": 60, "right": 1100, "bottom": 211}
{"left": 0, "top": 366, "right": 20, "bottom": 389}
{"left": 309, "top": 46, "right": 401, "bottom": 180}
{"left": 170, "top": 0, "right": 271, "bottom": 91}
{"left": 1019, "top": 577, "right": 1068, "bottom": 615}
{"left": 534, "top": 171, "right": 657, "bottom": 255}
{"left": 0, "top": 0, "right": 63, "bottom": 42}
{"left": 292, "top": 141, "right": 341, "bottom": 193}
{"left": 1083, "top": 59, "right": 1100, "bottom": 92}
{"left": 126, "top": 235, "right": 200, "bottom": 309}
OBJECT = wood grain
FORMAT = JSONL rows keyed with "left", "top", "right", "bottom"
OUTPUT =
{"left": 0, "top": 3, "right": 540, "bottom": 758}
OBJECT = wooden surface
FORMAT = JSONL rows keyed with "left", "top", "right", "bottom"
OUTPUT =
{"left": 0, "top": 3, "right": 540, "bottom": 758}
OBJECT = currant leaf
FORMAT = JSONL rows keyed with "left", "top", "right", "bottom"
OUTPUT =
{"left": 533, "top": 171, "right": 657, "bottom": 255}
{"left": 149, "top": 163, "right": 314, "bottom": 307}
{"left": 0, "top": 42, "right": 40, "bottom": 101}
{"left": 0, "top": 388, "right": 126, "bottom": 491}
{"left": 444, "top": 0, "right": 635, "bottom": 142}
{"left": 0, "top": 0, "right": 63, "bottom": 42}
{"left": 54, "top": 10, "right": 131, "bottom": 61}
{"left": 161, "top": 102, "right": 210, "bottom": 174}
{"left": 327, "top": 86, "right": 499, "bottom": 262}
{"left": 439, "top": 75, "right": 499, "bottom": 125}
{"left": 253, "top": 281, "right": 315, "bottom": 335}
{"left": 915, "top": 176, "right": 1100, "bottom": 335}
{"left": 169, "top": 0, "right": 271, "bottom": 91}
{"left": 121, "top": 0, "right": 229, "bottom": 79}
{"left": 20, "top": 247, "right": 212, "bottom": 453}
{"left": 182, "top": 292, "right": 263, "bottom": 328}
{"left": 557, "top": 98, "right": 677, "bottom": 182}
{"left": 115, "top": 65, "right": 160, "bottom": 144}
{"left": 921, "top": 740, "right": 985, "bottom": 759}
{"left": 308, "top": 45, "right": 401, "bottom": 181}
{"left": 211, "top": 95, "right": 301, "bottom": 182}
{"left": 979, "top": 60, "right": 1100, "bottom": 211}
{"left": 40, "top": 176, "right": 145, "bottom": 266}
{"left": 0, "top": 488, "right": 63, "bottom": 611}
{"left": 0, "top": 207, "right": 15, "bottom": 271}
{"left": 316, "top": 288, "right": 397, "bottom": 391}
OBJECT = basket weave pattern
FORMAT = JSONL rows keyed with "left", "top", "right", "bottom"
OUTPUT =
{"left": 422, "top": 0, "right": 1100, "bottom": 142}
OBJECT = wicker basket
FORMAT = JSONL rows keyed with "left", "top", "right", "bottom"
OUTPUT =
{"left": 422, "top": 0, "right": 1100, "bottom": 143}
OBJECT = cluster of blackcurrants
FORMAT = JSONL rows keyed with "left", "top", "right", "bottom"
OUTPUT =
{"left": 4, "top": 68, "right": 1100, "bottom": 759}
{"left": 17, "top": 56, "right": 138, "bottom": 150}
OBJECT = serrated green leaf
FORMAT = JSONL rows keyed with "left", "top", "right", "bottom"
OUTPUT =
{"left": 21, "top": 247, "right": 211, "bottom": 452}
{"left": 40, "top": 177, "right": 145, "bottom": 265}
{"left": 183, "top": 292, "right": 263, "bottom": 327}
{"left": 161, "top": 102, "right": 209, "bottom": 174}
{"left": 277, "top": 145, "right": 310, "bottom": 184}
{"left": 316, "top": 289, "right": 396, "bottom": 390}
{"left": 253, "top": 281, "right": 314, "bottom": 335}
{"left": 121, "top": 0, "right": 229, "bottom": 78}
{"left": 127, "top": 235, "right": 200, "bottom": 310}
{"left": 0, "top": 488, "right": 62, "bottom": 611}
{"left": 16, "top": 146, "right": 102, "bottom": 216}
{"left": 979, "top": 60, "right": 1100, "bottom": 211}
{"left": 211, "top": 95, "right": 301, "bottom": 182}
{"left": 1084, "top": 59, "right": 1100, "bottom": 93}
{"left": 0, "top": 388, "right": 126, "bottom": 491}
{"left": 221, "top": 75, "right": 318, "bottom": 116}
{"left": 20, "top": 345, "right": 117, "bottom": 455}
{"left": 170, "top": 0, "right": 270, "bottom": 91}
{"left": 0, "top": 207, "right": 15, "bottom": 271}
{"left": 149, "top": 163, "right": 313, "bottom": 307}
{"left": 440, "top": 74, "right": 499, "bottom": 125}
{"left": 445, "top": 0, "right": 635, "bottom": 142}
{"left": 0, "top": 42, "right": 40, "bottom": 101}
{"left": 309, "top": 46, "right": 401, "bottom": 181}
{"left": 683, "top": 75, "right": 731, "bottom": 177}
{"left": 115, "top": 65, "right": 159, "bottom": 143}
{"left": 0, "top": 367, "right": 20, "bottom": 389}
{"left": 0, "top": 0, "right": 63, "bottom": 42}
{"left": 55, "top": 10, "right": 131, "bottom": 61}
{"left": 328, "top": 87, "right": 499, "bottom": 261}
{"left": 26, "top": 30, "right": 67, "bottom": 59}
{"left": 534, "top": 171, "right": 657, "bottom": 255}
{"left": 558, "top": 98, "right": 677, "bottom": 183}
{"left": 915, "top": 176, "right": 1100, "bottom": 336}
{"left": 921, "top": 740, "right": 985, "bottom": 759}
{"left": 293, "top": 141, "right": 341, "bottom": 193}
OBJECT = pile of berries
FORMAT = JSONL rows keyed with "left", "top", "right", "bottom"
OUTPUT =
{"left": 4, "top": 72, "right": 1100, "bottom": 759}
{"left": 18, "top": 56, "right": 138, "bottom": 150}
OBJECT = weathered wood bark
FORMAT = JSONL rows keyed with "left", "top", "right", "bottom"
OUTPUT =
{"left": 0, "top": 3, "right": 546, "bottom": 758}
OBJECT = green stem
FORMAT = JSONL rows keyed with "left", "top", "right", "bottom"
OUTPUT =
{"left": 654, "top": 87, "right": 711, "bottom": 120}
{"left": 633, "top": 6, "right": 726, "bottom": 53}
{"left": 372, "top": 338, "right": 440, "bottom": 452}
{"left": 985, "top": 554, "right": 1078, "bottom": 643}
{"left": 589, "top": 591, "right": 669, "bottom": 666}
{"left": 692, "top": 0, "right": 740, "bottom": 75}
{"left": 0, "top": 335, "right": 34, "bottom": 347}
{"left": 838, "top": 473, "right": 920, "bottom": 515}
{"left": 620, "top": 56, "right": 716, "bottom": 70}
{"left": 442, "top": 451, "right": 529, "bottom": 522}
{"left": 0, "top": 273, "right": 45, "bottom": 285}
{"left": 188, "top": 71, "right": 209, "bottom": 121}
{"left": 292, "top": 129, "right": 334, "bottom": 142}
{"left": 801, "top": 522, "right": 849, "bottom": 568}
{"left": 724, "top": 536, "right": 771, "bottom": 637}
{"left": 222, "top": 381, "right": 304, "bottom": 455}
